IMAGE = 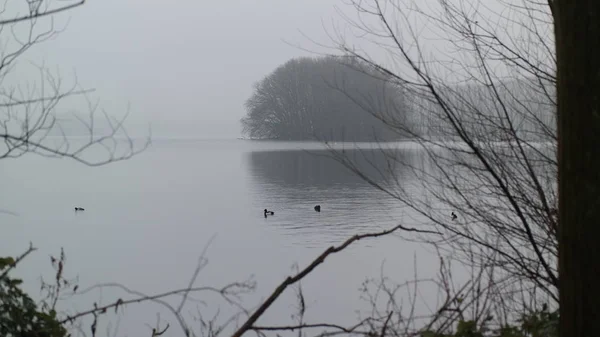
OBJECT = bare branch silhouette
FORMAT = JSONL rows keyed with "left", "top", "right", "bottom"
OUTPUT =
{"left": 0, "top": 0, "right": 85, "bottom": 25}
{"left": 232, "top": 224, "right": 441, "bottom": 337}
{"left": 308, "top": 0, "right": 559, "bottom": 307}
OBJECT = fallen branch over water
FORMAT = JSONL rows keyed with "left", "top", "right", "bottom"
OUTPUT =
{"left": 231, "top": 224, "right": 440, "bottom": 337}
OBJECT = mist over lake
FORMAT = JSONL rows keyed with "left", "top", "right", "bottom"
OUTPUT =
{"left": 1, "top": 138, "right": 446, "bottom": 337}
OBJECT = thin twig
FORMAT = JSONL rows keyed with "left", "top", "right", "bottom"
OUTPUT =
{"left": 0, "top": 0, "right": 85, "bottom": 25}
{"left": 231, "top": 224, "right": 440, "bottom": 337}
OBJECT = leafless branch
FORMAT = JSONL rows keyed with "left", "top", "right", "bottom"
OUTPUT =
{"left": 304, "top": 0, "right": 559, "bottom": 306}
{"left": 231, "top": 224, "right": 441, "bottom": 337}
{"left": 0, "top": 0, "right": 85, "bottom": 25}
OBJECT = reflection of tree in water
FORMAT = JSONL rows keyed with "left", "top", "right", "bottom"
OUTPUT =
{"left": 245, "top": 148, "right": 424, "bottom": 247}
{"left": 246, "top": 148, "right": 416, "bottom": 189}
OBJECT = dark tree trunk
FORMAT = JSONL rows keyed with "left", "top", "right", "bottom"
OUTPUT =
{"left": 555, "top": 0, "right": 600, "bottom": 336}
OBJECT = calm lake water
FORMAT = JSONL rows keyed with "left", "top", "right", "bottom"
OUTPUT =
{"left": 1, "top": 138, "right": 444, "bottom": 337}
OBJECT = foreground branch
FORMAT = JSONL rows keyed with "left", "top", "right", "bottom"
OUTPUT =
{"left": 231, "top": 224, "right": 440, "bottom": 337}
{"left": 0, "top": 0, "right": 85, "bottom": 25}
{"left": 250, "top": 321, "right": 371, "bottom": 335}
{"left": 59, "top": 281, "right": 253, "bottom": 325}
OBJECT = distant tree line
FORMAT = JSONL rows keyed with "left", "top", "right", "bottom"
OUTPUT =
{"left": 240, "top": 55, "right": 555, "bottom": 143}
{"left": 406, "top": 77, "right": 556, "bottom": 141}
{"left": 240, "top": 55, "right": 410, "bottom": 141}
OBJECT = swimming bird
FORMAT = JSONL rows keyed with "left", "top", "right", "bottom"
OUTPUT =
{"left": 314, "top": 205, "right": 321, "bottom": 212}
{"left": 264, "top": 209, "right": 274, "bottom": 217}
{"left": 451, "top": 212, "right": 457, "bottom": 220}
{"left": 74, "top": 207, "right": 85, "bottom": 211}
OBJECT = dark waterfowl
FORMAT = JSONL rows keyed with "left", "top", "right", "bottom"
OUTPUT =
{"left": 451, "top": 212, "right": 457, "bottom": 220}
{"left": 74, "top": 207, "right": 85, "bottom": 211}
{"left": 264, "top": 209, "right": 274, "bottom": 217}
{"left": 314, "top": 205, "right": 321, "bottom": 212}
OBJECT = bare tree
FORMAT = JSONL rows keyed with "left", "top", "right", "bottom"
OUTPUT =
{"left": 553, "top": 0, "right": 600, "bottom": 335}
{"left": 297, "top": 0, "right": 561, "bottom": 315}
{"left": 0, "top": 0, "right": 149, "bottom": 167}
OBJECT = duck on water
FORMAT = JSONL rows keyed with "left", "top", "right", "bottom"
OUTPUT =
{"left": 264, "top": 209, "right": 274, "bottom": 217}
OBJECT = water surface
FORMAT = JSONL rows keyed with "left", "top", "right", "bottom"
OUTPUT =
{"left": 1, "top": 139, "right": 440, "bottom": 337}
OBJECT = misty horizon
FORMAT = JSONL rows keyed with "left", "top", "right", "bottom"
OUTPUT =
{"left": 0, "top": 0, "right": 567, "bottom": 336}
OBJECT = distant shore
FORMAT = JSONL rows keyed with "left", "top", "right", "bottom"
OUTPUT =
{"left": 236, "top": 137, "right": 413, "bottom": 142}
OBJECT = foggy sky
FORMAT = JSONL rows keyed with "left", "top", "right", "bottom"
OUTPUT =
{"left": 19, "top": 0, "right": 344, "bottom": 138}
{"left": 12, "top": 0, "right": 529, "bottom": 139}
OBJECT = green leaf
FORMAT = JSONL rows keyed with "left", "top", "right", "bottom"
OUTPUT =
{"left": 9, "top": 278, "right": 22, "bottom": 285}
{"left": 0, "top": 256, "right": 15, "bottom": 270}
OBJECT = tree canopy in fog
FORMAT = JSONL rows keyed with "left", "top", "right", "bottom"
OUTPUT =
{"left": 240, "top": 56, "right": 409, "bottom": 141}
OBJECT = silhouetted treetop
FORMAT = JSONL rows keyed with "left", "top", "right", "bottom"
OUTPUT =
{"left": 240, "top": 55, "right": 410, "bottom": 141}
